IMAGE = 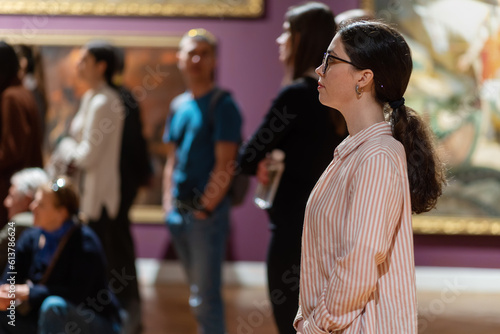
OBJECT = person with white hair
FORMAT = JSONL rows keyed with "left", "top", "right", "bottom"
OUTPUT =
{"left": 0, "top": 167, "right": 48, "bottom": 271}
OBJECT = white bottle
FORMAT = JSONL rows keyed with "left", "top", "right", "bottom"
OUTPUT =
{"left": 254, "top": 149, "right": 285, "bottom": 209}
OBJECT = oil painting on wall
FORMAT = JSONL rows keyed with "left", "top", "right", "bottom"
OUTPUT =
{"left": 35, "top": 43, "right": 185, "bottom": 205}
{"left": 366, "top": 0, "right": 500, "bottom": 222}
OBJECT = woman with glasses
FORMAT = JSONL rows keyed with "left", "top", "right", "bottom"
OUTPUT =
{"left": 294, "top": 21, "right": 446, "bottom": 334}
{"left": 238, "top": 3, "right": 346, "bottom": 333}
{"left": 0, "top": 177, "right": 122, "bottom": 334}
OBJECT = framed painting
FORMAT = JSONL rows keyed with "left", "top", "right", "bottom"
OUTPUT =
{"left": 0, "top": 0, "right": 264, "bottom": 18}
{"left": 362, "top": 0, "right": 500, "bottom": 235}
{"left": 1, "top": 30, "right": 185, "bottom": 207}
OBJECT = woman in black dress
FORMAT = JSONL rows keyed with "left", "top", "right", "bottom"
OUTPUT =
{"left": 239, "top": 2, "right": 347, "bottom": 333}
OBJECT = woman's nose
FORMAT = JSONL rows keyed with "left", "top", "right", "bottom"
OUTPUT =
{"left": 315, "top": 65, "right": 323, "bottom": 77}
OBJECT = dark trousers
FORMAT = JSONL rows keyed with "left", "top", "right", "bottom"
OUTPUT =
{"left": 266, "top": 226, "right": 302, "bottom": 334}
{"left": 88, "top": 195, "right": 141, "bottom": 334}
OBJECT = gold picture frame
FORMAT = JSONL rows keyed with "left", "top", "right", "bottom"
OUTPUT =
{"left": 6, "top": 30, "right": 185, "bottom": 211}
{"left": 0, "top": 0, "right": 264, "bottom": 18}
{"left": 362, "top": 0, "right": 500, "bottom": 235}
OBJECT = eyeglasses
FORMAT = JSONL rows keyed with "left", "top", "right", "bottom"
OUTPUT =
{"left": 321, "top": 53, "right": 358, "bottom": 75}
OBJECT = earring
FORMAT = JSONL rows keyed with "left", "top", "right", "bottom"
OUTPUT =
{"left": 355, "top": 85, "right": 362, "bottom": 97}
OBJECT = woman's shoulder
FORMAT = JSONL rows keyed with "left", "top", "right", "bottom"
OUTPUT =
{"left": 16, "top": 227, "right": 41, "bottom": 249}
{"left": 354, "top": 131, "right": 406, "bottom": 167}
{"left": 96, "top": 85, "right": 121, "bottom": 101}
{"left": 278, "top": 77, "right": 316, "bottom": 96}
{"left": 78, "top": 225, "right": 106, "bottom": 252}
{"left": 2, "top": 84, "right": 34, "bottom": 101}
{"left": 90, "top": 86, "right": 123, "bottom": 112}
{"left": 273, "top": 77, "right": 321, "bottom": 113}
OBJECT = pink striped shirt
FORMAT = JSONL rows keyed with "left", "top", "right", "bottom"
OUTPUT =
{"left": 295, "top": 122, "right": 417, "bottom": 333}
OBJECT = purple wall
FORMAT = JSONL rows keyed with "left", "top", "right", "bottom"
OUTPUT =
{"left": 3, "top": 1, "right": 498, "bottom": 268}
{"left": 414, "top": 235, "right": 500, "bottom": 269}
{"left": 0, "top": 0, "right": 359, "bottom": 261}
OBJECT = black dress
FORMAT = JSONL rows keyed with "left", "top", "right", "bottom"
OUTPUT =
{"left": 239, "top": 76, "right": 346, "bottom": 334}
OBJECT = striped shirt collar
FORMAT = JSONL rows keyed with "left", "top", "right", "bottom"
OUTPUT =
{"left": 334, "top": 121, "right": 392, "bottom": 160}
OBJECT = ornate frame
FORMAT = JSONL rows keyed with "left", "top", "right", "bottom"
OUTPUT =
{"left": 0, "top": 0, "right": 264, "bottom": 18}
{"left": 0, "top": 30, "right": 181, "bottom": 48}
{"left": 361, "top": 0, "right": 500, "bottom": 235}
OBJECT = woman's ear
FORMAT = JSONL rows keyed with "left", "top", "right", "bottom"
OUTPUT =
{"left": 96, "top": 60, "right": 107, "bottom": 77}
{"left": 56, "top": 205, "right": 70, "bottom": 222}
{"left": 356, "top": 69, "right": 374, "bottom": 92}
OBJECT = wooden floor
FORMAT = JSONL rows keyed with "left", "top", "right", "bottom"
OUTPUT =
{"left": 140, "top": 283, "right": 500, "bottom": 334}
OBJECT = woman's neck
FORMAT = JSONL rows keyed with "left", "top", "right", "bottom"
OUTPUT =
{"left": 189, "top": 81, "right": 215, "bottom": 99}
{"left": 87, "top": 78, "right": 106, "bottom": 91}
{"left": 343, "top": 99, "right": 385, "bottom": 136}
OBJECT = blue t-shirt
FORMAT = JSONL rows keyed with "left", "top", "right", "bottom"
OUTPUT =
{"left": 163, "top": 88, "right": 242, "bottom": 202}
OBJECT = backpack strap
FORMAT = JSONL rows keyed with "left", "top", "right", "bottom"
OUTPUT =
{"left": 17, "top": 223, "right": 80, "bottom": 316}
{"left": 208, "top": 87, "right": 230, "bottom": 134}
{"left": 40, "top": 223, "right": 80, "bottom": 285}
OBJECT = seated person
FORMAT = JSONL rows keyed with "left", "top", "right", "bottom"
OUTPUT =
{"left": 0, "top": 168, "right": 49, "bottom": 270}
{"left": 0, "top": 177, "right": 122, "bottom": 334}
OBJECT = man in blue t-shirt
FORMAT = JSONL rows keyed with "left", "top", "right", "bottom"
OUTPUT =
{"left": 162, "top": 28, "right": 242, "bottom": 334}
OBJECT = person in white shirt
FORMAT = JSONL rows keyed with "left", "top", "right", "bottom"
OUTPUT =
{"left": 50, "top": 42, "right": 141, "bottom": 332}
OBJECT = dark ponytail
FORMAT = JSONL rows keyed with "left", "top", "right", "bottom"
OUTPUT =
{"left": 84, "top": 40, "right": 118, "bottom": 90}
{"left": 339, "top": 20, "right": 446, "bottom": 214}
{"left": 390, "top": 105, "right": 445, "bottom": 213}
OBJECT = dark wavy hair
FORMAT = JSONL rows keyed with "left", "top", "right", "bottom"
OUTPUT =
{"left": 286, "top": 2, "right": 336, "bottom": 80}
{"left": 84, "top": 40, "right": 118, "bottom": 89}
{"left": 338, "top": 20, "right": 446, "bottom": 214}
{"left": 0, "top": 42, "right": 20, "bottom": 95}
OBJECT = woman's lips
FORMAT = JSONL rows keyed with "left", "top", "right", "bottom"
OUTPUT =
{"left": 318, "top": 81, "right": 324, "bottom": 89}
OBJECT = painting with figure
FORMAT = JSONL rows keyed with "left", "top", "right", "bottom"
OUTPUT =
{"left": 39, "top": 45, "right": 185, "bottom": 205}
{"left": 369, "top": 0, "right": 500, "bottom": 217}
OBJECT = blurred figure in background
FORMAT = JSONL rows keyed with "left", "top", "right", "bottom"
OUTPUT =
{"left": 49, "top": 41, "right": 147, "bottom": 333}
{"left": 163, "top": 28, "right": 242, "bottom": 334}
{"left": 0, "top": 41, "right": 44, "bottom": 229}
{"left": 110, "top": 46, "right": 153, "bottom": 334}
{"left": 0, "top": 177, "right": 122, "bottom": 334}
{"left": 14, "top": 44, "right": 48, "bottom": 142}
{"left": 238, "top": 3, "right": 346, "bottom": 333}
{"left": 0, "top": 167, "right": 48, "bottom": 270}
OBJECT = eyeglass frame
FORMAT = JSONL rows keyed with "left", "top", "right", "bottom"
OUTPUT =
{"left": 321, "top": 53, "right": 360, "bottom": 75}
{"left": 51, "top": 177, "right": 66, "bottom": 192}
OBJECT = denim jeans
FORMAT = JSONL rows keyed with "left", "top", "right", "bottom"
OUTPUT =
{"left": 38, "top": 296, "right": 121, "bottom": 334}
{"left": 0, "top": 296, "right": 121, "bottom": 334}
{"left": 166, "top": 197, "right": 230, "bottom": 334}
